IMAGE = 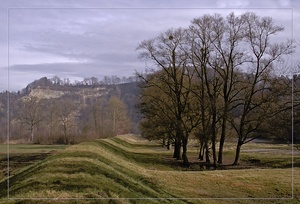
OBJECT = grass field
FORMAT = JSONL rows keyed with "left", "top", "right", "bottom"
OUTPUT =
{"left": 0, "top": 135, "right": 299, "bottom": 204}
{"left": 0, "top": 144, "right": 68, "bottom": 181}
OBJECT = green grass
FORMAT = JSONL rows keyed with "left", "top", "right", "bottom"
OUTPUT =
{"left": 110, "top": 136, "right": 162, "bottom": 149}
{"left": 0, "top": 138, "right": 183, "bottom": 204}
{"left": 0, "top": 144, "right": 68, "bottom": 154}
{"left": 0, "top": 134, "right": 299, "bottom": 204}
{"left": 240, "top": 153, "right": 298, "bottom": 168}
{"left": 0, "top": 144, "right": 68, "bottom": 182}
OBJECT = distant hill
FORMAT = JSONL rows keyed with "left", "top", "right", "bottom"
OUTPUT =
{"left": 0, "top": 77, "right": 141, "bottom": 143}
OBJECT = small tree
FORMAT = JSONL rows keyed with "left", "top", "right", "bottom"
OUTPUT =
{"left": 106, "top": 96, "right": 131, "bottom": 137}
{"left": 17, "top": 96, "right": 43, "bottom": 142}
{"left": 56, "top": 98, "right": 78, "bottom": 144}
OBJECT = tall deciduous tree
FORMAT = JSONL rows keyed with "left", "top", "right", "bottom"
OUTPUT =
{"left": 231, "top": 12, "right": 294, "bottom": 165}
{"left": 188, "top": 14, "right": 224, "bottom": 168}
{"left": 137, "top": 28, "right": 199, "bottom": 166}
{"left": 189, "top": 13, "right": 251, "bottom": 164}
{"left": 138, "top": 71, "right": 179, "bottom": 156}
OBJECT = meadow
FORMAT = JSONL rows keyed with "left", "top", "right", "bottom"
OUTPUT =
{"left": 0, "top": 135, "right": 299, "bottom": 204}
{"left": 0, "top": 144, "right": 67, "bottom": 181}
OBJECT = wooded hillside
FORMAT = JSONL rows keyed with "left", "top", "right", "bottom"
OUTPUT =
{"left": 0, "top": 76, "right": 140, "bottom": 144}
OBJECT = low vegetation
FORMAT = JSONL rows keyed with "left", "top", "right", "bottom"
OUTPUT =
{"left": 0, "top": 134, "right": 299, "bottom": 204}
{"left": 0, "top": 144, "right": 67, "bottom": 181}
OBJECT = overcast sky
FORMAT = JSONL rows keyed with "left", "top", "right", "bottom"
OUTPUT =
{"left": 0, "top": 0, "right": 299, "bottom": 92}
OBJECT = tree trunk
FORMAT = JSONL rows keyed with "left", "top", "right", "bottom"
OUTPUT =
{"left": 233, "top": 140, "right": 243, "bottom": 165}
{"left": 173, "top": 138, "right": 181, "bottom": 160}
{"left": 198, "top": 140, "right": 204, "bottom": 160}
{"left": 30, "top": 128, "right": 34, "bottom": 143}
{"left": 211, "top": 140, "right": 217, "bottom": 169}
{"left": 30, "top": 131, "right": 33, "bottom": 142}
{"left": 205, "top": 142, "right": 210, "bottom": 164}
{"left": 162, "top": 137, "right": 165, "bottom": 148}
{"left": 64, "top": 127, "right": 67, "bottom": 144}
{"left": 211, "top": 110, "right": 217, "bottom": 169}
{"left": 218, "top": 117, "right": 227, "bottom": 164}
{"left": 182, "top": 137, "right": 189, "bottom": 166}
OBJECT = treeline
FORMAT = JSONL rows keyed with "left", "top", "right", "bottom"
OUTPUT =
{"left": 0, "top": 78, "right": 140, "bottom": 144}
{"left": 137, "top": 12, "right": 296, "bottom": 167}
{"left": 18, "top": 75, "right": 140, "bottom": 96}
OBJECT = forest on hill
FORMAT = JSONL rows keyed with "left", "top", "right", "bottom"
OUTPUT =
{"left": 0, "top": 75, "right": 141, "bottom": 144}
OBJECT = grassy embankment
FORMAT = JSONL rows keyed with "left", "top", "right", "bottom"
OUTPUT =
{"left": 0, "top": 135, "right": 299, "bottom": 204}
{"left": 0, "top": 144, "right": 67, "bottom": 181}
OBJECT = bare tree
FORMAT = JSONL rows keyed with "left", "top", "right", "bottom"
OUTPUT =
{"left": 137, "top": 28, "right": 199, "bottom": 166}
{"left": 51, "top": 76, "right": 63, "bottom": 85}
{"left": 189, "top": 13, "right": 252, "bottom": 164}
{"left": 91, "top": 98, "right": 106, "bottom": 138}
{"left": 188, "top": 14, "right": 220, "bottom": 168}
{"left": 17, "top": 96, "right": 43, "bottom": 142}
{"left": 103, "top": 76, "right": 112, "bottom": 85}
{"left": 90, "top": 77, "right": 99, "bottom": 86}
{"left": 56, "top": 98, "right": 78, "bottom": 144}
{"left": 231, "top": 12, "right": 294, "bottom": 165}
{"left": 138, "top": 71, "right": 179, "bottom": 156}
{"left": 106, "top": 96, "right": 131, "bottom": 137}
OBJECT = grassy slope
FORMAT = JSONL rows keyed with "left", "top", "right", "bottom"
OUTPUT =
{"left": 0, "top": 144, "right": 67, "bottom": 181}
{"left": 0, "top": 135, "right": 299, "bottom": 204}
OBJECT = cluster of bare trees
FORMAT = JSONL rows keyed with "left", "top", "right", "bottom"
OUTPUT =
{"left": 50, "top": 75, "right": 139, "bottom": 86}
{"left": 9, "top": 94, "right": 131, "bottom": 144}
{"left": 137, "top": 12, "right": 294, "bottom": 167}
{"left": 10, "top": 96, "right": 77, "bottom": 144}
{"left": 80, "top": 96, "right": 131, "bottom": 139}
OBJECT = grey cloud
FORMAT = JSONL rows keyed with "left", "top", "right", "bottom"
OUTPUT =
{"left": 7, "top": 61, "right": 139, "bottom": 91}
{"left": 9, "top": 60, "right": 144, "bottom": 81}
{"left": 1, "top": 0, "right": 299, "bottom": 92}
{"left": 14, "top": 9, "right": 202, "bottom": 64}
